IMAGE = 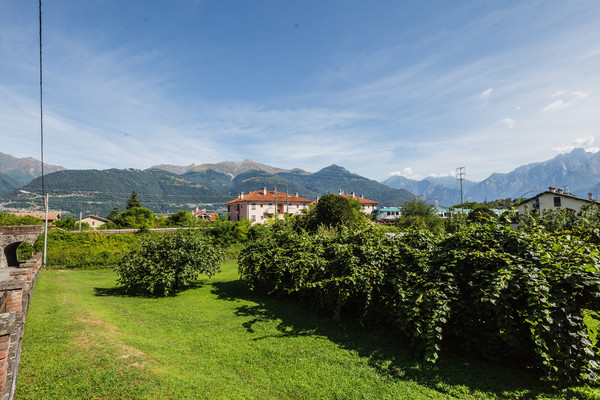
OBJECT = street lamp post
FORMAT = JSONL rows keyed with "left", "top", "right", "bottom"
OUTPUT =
{"left": 43, "top": 193, "right": 48, "bottom": 269}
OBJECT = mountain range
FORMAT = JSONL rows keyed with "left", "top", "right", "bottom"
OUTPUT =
{"left": 0, "top": 158, "right": 413, "bottom": 216}
{"left": 0, "top": 152, "right": 65, "bottom": 192}
{"left": 1, "top": 148, "right": 599, "bottom": 215}
{"left": 383, "top": 148, "right": 600, "bottom": 206}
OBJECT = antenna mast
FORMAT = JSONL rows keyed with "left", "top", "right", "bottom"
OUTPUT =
{"left": 456, "top": 167, "right": 466, "bottom": 213}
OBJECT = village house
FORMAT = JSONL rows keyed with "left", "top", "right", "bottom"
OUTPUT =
{"left": 226, "top": 188, "right": 312, "bottom": 224}
{"left": 192, "top": 207, "right": 219, "bottom": 222}
{"left": 79, "top": 215, "right": 111, "bottom": 229}
{"left": 518, "top": 186, "right": 596, "bottom": 215}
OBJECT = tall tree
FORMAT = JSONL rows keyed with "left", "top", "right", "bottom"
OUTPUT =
{"left": 126, "top": 190, "right": 142, "bottom": 210}
{"left": 106, "top": 207, "right": 120, "bottom": 221}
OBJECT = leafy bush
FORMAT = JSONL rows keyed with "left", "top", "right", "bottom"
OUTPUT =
{"left": 17, "top": 242, "right": 35, "bottom": 261}
{"left": 0, "top": 212, "right": 43, "bottom": 226}
{"left": 205, "top": 218, "right": 251, "bottom": 246}
{"left": 116, "top": 229, "right": 222, "bottom": 296}
{"left": 239, "top": 221, "right": 600, "bottom": 383}
{"left": 113, "top": 207, "right": 155, "bottom": 229}
{"left": 165, "top": 210, "right": 197, "bottom": 227}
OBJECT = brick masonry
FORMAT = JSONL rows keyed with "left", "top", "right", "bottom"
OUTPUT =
{"left": 0, "top": 253, "right": 42, "bottom": 400}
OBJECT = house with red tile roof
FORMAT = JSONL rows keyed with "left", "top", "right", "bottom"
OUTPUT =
{"left": 192, "top": 207, "right": 219, "bottom": 222}
{"left": 226, "top": 187, "right": 311, "bottom": 224}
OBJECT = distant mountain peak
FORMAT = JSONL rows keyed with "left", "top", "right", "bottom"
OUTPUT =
{"left": 320, "top": 164, "right": 350, "bottom": 173}
{"left": 151, "top": 159, "right": 303, "bottom": 178}
{"left": 0, "top": 152, "right": 65, "bottom": 186}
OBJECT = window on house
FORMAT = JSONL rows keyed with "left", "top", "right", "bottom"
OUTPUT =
{"left": 554, "top": 197, "right": 561, "bottom": 207}
{"left": 252, "top": 215, "right": 256, "bottom": 221}
{"left": 251, "top": 204, "right": 256, "bottom": 210}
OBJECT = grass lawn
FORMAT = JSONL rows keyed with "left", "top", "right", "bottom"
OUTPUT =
{"left": 16, "top": 260, "right": 600, "bottom": 399}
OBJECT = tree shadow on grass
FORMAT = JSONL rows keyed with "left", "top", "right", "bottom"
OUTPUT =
{"left": 94, "top": 281, "right": 207, "bottom": 298}
{"left": 211, "top": 279, "right": 572, "bottom": 400}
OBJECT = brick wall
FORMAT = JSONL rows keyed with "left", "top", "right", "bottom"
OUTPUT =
{"left": 0, "top": 253, "right": 42, "bottom": 400}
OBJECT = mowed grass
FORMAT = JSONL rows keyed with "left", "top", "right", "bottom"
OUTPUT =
{"left": 16, "top": 260, "right": 600, "bottom": 400}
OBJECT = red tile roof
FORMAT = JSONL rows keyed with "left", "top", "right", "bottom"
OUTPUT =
{"left": 226, "top": 190, "right": 311, "bottom": 205}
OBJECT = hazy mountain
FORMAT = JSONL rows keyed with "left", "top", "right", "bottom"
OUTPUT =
{"left": 0, "top": 152, "right": 65, "bottom": 186}
{"left": 0, "top": 172, "right": 19, "bottom": 194}
{"left": 152, "top": 159, "right": 303, "bottom": 177}
{"left": 382, "top": 175, "right": 475, "bottom": 206}
{"left": 382, "top": 148, "right": 600, "bottom": 205}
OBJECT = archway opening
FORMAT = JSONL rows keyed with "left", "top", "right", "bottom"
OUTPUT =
{"left": 4, "top": 242, "right": 24, "bottom": 267}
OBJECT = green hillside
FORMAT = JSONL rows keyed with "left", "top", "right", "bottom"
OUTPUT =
{"left": 230, "top": 170, "right": 320, "bottom": 200}
{"left": 180, "top": 169, "right": 234, "bottom": 193}
{"left": 0, "top": 172, "right": 19, "bottom": 194}
{"left": 0, "top": 169, "right": 232, "bottom": 216}
{"left": 279, "top": 165, "right": 414, "bottom": 206}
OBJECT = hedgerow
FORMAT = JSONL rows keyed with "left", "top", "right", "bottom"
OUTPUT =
{"left": 238, "top": 222, "right": 600, "bottom": 383}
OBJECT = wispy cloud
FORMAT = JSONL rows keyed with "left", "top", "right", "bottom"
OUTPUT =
{"left": 501, "top": 117, "right": 516, "bottom": 129}
{"left": 552, "top": 136, "right": 598, "bottom": 153}
{"left": 542, "top": 91, "right": 590, "bottom": 112}
{"left": 389, "top": 167, "right": 418, "bottom": 179}
{"left": 480, "top": 87, "right": 493, "bottom": 103}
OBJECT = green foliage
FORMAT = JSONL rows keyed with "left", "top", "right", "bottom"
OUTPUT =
{"left": 239, "top": 221, "right": 600, "bottom": 383}
{"left": 113, "top": 207, "right": 155, "bottom": 229}
{"left": 116, "top": 230, "right": 222, "bottom": 296}
{"left": 165, "top": 210, "right": 197, "bottom": 227}
{"left": 38, "top": 230, "right": 141, "bottom": 269}
{"left": 401, "top": 199, "right": 435, "bottom": 217}
{"left": 54, "top": 215, "right": 81, "bottom": 231}
{"left": 0, "top": 212, "right": 43, "bottom": 226}
{"left": 17, "top": 242, "right": 35, "bottom": 262}
{"left": 317, "top": 194, "right": 361, "bottom": 228}
{"left": 97, "top": 221, "right": 119, "bottom": 230}
{"left": 126, "top": 190, "right": 142, "bottom": 209}
{"left": 106, "top": 207, "right": 120, "bottom": 221}
{"left": 205, "top": 217, "right": 252, "bottom": 246}
{"left": 396, "top": 200, "right": 444, "bottom": 233}
{"left": 295, "top": 194, "right": 367, "bottom": 231}
{"left": 443, "top": 213, "right": 468, "bottom": 233}
{"left": 466, "top": 205, "right": 497, "bottom": 223}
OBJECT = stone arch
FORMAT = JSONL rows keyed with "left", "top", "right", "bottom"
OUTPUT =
{"left": 0, "top": 235, "right": 38, "bottom": 269}
{"left": 4, "top": 241, "right": 25, "bottom": 268}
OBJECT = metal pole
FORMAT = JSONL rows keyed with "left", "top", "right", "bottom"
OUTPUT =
{"left": 43, "top": 193, "right": 48, "bottom": 268}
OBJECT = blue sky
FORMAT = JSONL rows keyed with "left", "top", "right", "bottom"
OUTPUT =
{"left": 1, "top": 1, "right": 600, "bottom": 182}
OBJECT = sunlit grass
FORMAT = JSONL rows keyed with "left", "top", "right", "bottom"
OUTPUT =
{"left": 16, "top": 260, "right": 600, "bottom": 399}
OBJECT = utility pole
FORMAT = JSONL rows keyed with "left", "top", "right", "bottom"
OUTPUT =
{"left": 273, "top": 187, "right": 277, "bottom": 219}
{"left": 456, "top": 167, "right": 466, "bottom": 213}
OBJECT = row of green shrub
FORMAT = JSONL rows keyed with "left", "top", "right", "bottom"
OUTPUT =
{"left": 0, "top": 212, "right": 44, "bottom": 226}
{"left": 36, "top": 231, "right": 143, "bottom": 269}
{"left": 239, "top": 222, "right": 600, "bottom": 383}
